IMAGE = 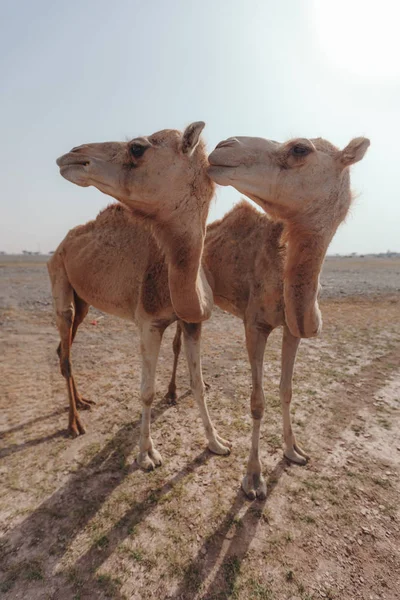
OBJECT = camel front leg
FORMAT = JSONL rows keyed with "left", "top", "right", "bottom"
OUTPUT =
{"left": 281, "top": 325, "right": 309, "bottom": 465}
{"left": 242, "top": 322, "right": 271, "bottom": 500}
{"left": 137, "top": 322, "right": 164, "bottom": 471}
{"left": 182, "top": 322, "right": 231, "bottom": 455}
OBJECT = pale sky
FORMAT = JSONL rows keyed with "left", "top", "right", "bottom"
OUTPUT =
{"left": 1, "top": 0, "right": 399, "bottom": 254}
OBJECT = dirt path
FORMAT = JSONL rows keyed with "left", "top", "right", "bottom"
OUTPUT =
{"left": 0, "top": 262, "right": 399, "bottom": 599}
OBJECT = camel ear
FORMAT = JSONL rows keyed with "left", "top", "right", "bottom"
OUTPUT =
{"left": 181, "top": 121, "right": 205, "bottom": 155}
{"left": 339, "top": 137, "right": 370, "bottom": 168}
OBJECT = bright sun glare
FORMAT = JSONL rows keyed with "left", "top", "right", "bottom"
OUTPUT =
{"left": 312, "top": 0, "right": 400, "bottom": 80}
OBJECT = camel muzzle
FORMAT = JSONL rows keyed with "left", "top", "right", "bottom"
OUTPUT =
{"left": 56, "top": 154, "right": 90, "bottom": 168}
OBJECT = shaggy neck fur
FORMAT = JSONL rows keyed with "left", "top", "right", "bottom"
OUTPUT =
{"left": 152, "top": 165, "right": 215, "bottom": 323}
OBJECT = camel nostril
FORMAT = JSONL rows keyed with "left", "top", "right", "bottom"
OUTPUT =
{"left": 215, "top": 138, "right": 237, "bottom": 150}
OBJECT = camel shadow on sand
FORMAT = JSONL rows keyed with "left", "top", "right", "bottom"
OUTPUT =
{"left": 1, "top": 385, "right": 288, "bottom": 600}
{"left": 0, "top": 384, "right": 288, "bottom": 600}
{"left": 3, "top": 343, "right": 394, "bottom": 599}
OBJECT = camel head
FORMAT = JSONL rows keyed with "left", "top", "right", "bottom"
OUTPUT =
{"left": 209, "top": 135, "right": 370, "bottom": 338}
{"left": 56, "top": 122, "right": 215, "bottom": 323}
{"left": 57, "top": 122, "right": 211, "bottom": 220}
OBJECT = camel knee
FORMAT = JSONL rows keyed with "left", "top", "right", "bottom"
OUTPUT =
{"left": 191, "top": 378, "right": 205, "bottom": 396}
{"left": 251, "top": 406, "right": 264, "bottom": 420}
{"left": 141, "top": 391, "right": 155, "bottom": 407}
{"left": 56, "top": 306, "right": 75, "bottom": 330}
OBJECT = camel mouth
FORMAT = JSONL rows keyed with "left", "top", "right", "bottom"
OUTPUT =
{"left": 207, "top": 159, "right": 238, "bottom": 170}
{"left": 208, "top": 154, "right": 232, "bottom": 168}
{"left": 56, "top": 154, "right": 92, "bottom": 187}
{"left": 207, "top": 164, "right": 239, "bottom": 186}
{"left": 208, "top": 149, "right": 241, "bottom": 170}
{"left": 59, "top": 163, "right": 90, "bottom": 176}
{"left": 208, "top": 138, "right": 241, "bottom": 167}
{"left": 56, "top": 154, "right": 90, "bottom": 169}
{"left": 207, "top": 165, "right": 235, "bottom": 175}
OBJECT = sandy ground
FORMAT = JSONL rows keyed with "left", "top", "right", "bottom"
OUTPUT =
{"left": 1, "top": 257, "right": 400, "bottom": 600}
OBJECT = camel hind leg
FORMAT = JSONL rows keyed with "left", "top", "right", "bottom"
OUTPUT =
{"left": 48, "top": 257, "right": 86, "bottom": 436}
{"left": 164, "top": 321, "right": 211, "bottom": 403}
{"left": 164, "top": 321, "right": 182, "bottom": 404}
{"left": 181, "top": 322, "right": 231, "bottom": 455}
{"left": 70, "top": 293, "right": 93, "bottom": 409}
{"left": 55, "top": 291, "right": 92, "bottom": 410}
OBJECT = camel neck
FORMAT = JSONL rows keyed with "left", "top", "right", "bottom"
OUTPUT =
{"left": 152, "top": 210, "right": 212, "bottom": 323}
{"left": 281, "top": 222, "right": 331, "bottom": 338}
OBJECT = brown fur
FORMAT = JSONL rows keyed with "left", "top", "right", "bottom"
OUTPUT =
{"left": 141, "top": 257, "right": 169, "bottom": 315}
{"left": 205, "top": 201, "right": 285, "bottom": 326}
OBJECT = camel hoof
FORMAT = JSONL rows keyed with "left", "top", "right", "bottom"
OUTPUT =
{"left": 76, "top": 397, "right": 96, "bottom": 410}
{"left": 216, "top": 434, "right": 232, "bottom": 449}
{"left": 242, "top": 473, "right": 267, "bottom": 500}
{"left": 208, "top": 437, "right": 231, "bottom": 455}
{"left": 149, "top": 448, "right": 163, "bottom": 467}
{"left": 137, "top": 449, "right": 163, "bottom": 471}
{"left": 284, "top": 444, "right": 308, "bottom": 465}
{"left": 294, "top": 443, "right": 309, "bottom": 460}
{"left": 69, "top": 423, "right": 86, "bottom": 438}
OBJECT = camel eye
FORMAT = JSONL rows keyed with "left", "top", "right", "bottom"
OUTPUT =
{"left": 130, "top": 144, "right": 147, "bottom": 159}
{"left": 291, "top": 145, "right": 310, "bottom": 157}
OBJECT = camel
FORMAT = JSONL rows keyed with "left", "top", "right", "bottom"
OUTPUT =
{"left": 48, "top": 123, "right": 232, "bottom": 469}
{"left": 168, "top": 134, "right": 370, "bottom": 498}
{"left": 203, "top": 134, "right": 370, "bottom": 498}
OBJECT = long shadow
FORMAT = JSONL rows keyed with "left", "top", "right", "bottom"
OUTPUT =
{"left": 2, "top": 344, "right": 391, "bottom": 598}
{"left": 63, "top": 450, "right": 214, "bottom": 599}
{"left": 9, "top": 326, "right": 384, "bottom": 600}
{"left": 0, "top": 431, "right": 65, "bottom": 459}
{"left": 0, "top": 408, "right": 66, "bottom": 437}
{"left": 166, "top": 347, "right": 399, "bottom": 600}
{"left": 0, "top": 388, "right": 288, "bottom": 600}
{"left": 0, "top": 396, "right": 174, "bottom": 595}
{"left": 172, "top": 458, "right": 288, "bottom": 600}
